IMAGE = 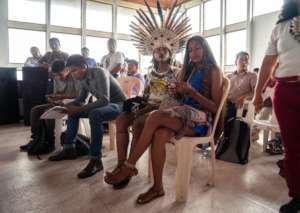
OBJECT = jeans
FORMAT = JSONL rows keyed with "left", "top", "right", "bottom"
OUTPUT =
{"left": 64, "top": 103, "right": 122, "bottom": 158}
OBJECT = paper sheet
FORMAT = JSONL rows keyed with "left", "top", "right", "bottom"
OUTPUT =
{"left": 40, "top": 106, "right": 67, "bottom": 119}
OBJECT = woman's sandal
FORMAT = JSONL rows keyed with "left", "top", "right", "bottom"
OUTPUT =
{"left": 105, "top": 163, "right": 132, "bottom": 190}
{"left": 104, "top": 161, "right": 138, "bottom": 185}
{"left": 136, "top": 187, "right": 165, "bottom": 205}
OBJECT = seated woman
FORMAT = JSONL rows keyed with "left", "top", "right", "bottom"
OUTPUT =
{"left": 104, "top": 0, "right": 190, "bottom": 189}
{"left": 105, "top": 36, "right": 223, "bottom": 204}
{"left": 105, "top": 46, "right": 178, "bottom": 189}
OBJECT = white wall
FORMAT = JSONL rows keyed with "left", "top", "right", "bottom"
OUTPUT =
{"left": 250, "top": 11, "right": 280, "bottom": 69}
{"left": 0, "top": 0, "right": 9, "bottom": 67}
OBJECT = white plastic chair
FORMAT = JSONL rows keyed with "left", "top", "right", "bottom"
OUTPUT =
{"left": 148, "top": 77, "right": 230, "bottom": 202}
{"left": 247, "top": 101, "right": 280, "bottom": 152}
{"left": 108, "top": 76, "right": 143, "bottom": 150}
{"left": 238, "top": 88, "right": 280, "bottom": 151}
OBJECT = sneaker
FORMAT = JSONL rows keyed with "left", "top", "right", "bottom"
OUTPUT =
{"left": 266, "top": 139, "right": 283, "bottom": 155}
{"left": 77, "top": 158, "right": 103, "bottom": 179}
{"left": 48, "top": 148, "right": 77, "bottom": 161}
{"left": 280, "top": 198, "right": 300, "bottom": 213}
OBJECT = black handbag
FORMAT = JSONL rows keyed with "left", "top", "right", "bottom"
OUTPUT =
{"left": 216, "top": 117, "right": 251, "bottom": 164}
{"left": 123, "top": 96, "right": 147, "bottom": 113}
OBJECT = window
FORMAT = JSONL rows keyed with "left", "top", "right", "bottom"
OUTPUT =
{"left": 226, "top": 0, "right": 247, "bottom": 25}
{"left": 140, "top": 55, "right": 152, "bottom": 74}
{"left": 86, "top": 36, "right": 108, "bottom": 62}
{"left": 50, "top": 33, "right": 81, "bottom": 55}
{"left": 117, "top": 40, "right": 139, "bottom": 61}
{"left": 86, "top": 1, "right": 112, "bottom": 32}
{"left": 225, "top": 30, "right": 247, "bottom": 65}
{"left": 51, "top": 0, "right": 81, "bottom": 28}
{"left": 254, "top": 0, "right": 283, "bottom": 16}
{"left": 117, "top": 7, "right": 136, "bottom": 34}
{"left": 8, "top": 0, "right": 46, "bottom": 24}
{"left": 175, "top": 50, "right": 185, "bottom": 64}
{"left": 204, "top": 0, "right": 221, "bottom": 30}
{"left": 206, "top": 35, "right": 221, "bottom": 65}
{"left": 9, "top": 29, "right": 46, "bottom": 64}
{"left": 187, "top": 6, "right": 200, "bottom": 34}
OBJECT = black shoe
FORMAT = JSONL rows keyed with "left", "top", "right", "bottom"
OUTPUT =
{"left": 280, "top": 198, "right": 300, "bottom": 213}
{"left": 77, "top": 159, "right": 103, "bottom": 179}
{"left": 113, "top": 177, "right": 131, "bottom": 190}
{"left": 19, "top": 140, "right": 34, "bottom": 151}
{"left": 48, "top": 148, "right": 77, "bottom": 161}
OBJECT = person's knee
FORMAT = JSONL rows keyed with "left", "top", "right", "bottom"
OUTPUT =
{"left": 146, "top": 111, "right": 163, "bottom": 123}
{"left": 88, "top": 109, "right": 102, "bottom": 124}
{"left": 153, "top": 128, "right": 172, "bottom": 142}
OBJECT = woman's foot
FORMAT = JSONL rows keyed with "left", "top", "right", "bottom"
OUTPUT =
{"left": 104, "top": 161, "right": 138, "bottom": 185}
{"left": 136, "top": 187, "right": 165, "bottom": 204}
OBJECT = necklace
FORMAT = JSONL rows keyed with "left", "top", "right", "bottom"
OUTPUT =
{"left": 151, "top": 68, "right": 170, "bottom": 78}
{"left": 289, "top": 16, "right": 300, "bottom": 43}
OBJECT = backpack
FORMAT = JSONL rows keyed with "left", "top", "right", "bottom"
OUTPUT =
{"left": 27, "top": 119, "right": 55, "bottom": 156}
{"left": 215, "top": 117, "right": 251, "bottom": 164}
{"left": 60, "top": 131, "right": 90, "bottom": 156}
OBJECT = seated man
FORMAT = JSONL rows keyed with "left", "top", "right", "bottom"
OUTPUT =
{"left": 24, "top": 46, "right": 42, "bottom": 67}
{"left": 226, "top": 51, "right": 257, "bottom": 122}
{"left": 20, "top": 60, "right": 81, "bottom": 152}
{"left": 81, "top": 47, "right": 97, "bottom": 68}
{"left": 126, "top": 59, "right": 145, "bottom": 85}
{"left": 124, "top": 59, "right": 145, "bottom": 96}
{"left": 48, "top": 55, "right": 126, "bottom": 179}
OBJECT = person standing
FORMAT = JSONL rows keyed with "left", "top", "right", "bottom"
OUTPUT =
{"left": 39, "top": 37, "right": 69, "bottom": 94}
{"left": 253, "top": 0, "right": 300, "bottom": 212}
{"left": 24, "top": 46, "right": 42, "bottom": 67}
{"left": 100, "top": 38, "right": 125, "bottom": 78}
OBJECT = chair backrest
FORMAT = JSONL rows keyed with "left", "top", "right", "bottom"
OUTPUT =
{"left": 210, "top": 77, "right": 231, "bottom": 137}
{"left": 117, "top": 76, "right": 143, "bottom": 98}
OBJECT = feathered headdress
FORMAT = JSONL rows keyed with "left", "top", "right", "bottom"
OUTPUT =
{"left": 130, "top": 0, "right": 191, "bottom": 55}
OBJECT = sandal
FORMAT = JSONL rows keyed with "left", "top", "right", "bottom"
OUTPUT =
{"left": 104, "top": 161, "right": 138, "bottom": 185}
{"left": 113, "top": 177, "right": 131, "bottom": 190}
{"left": 104, "top": 163, "right": 132, "bottom": 189}
{"left": 136, "top": 187, "right": 165, "bottom": 205}
{"left": 105, "top": 161, "right": 124, "bottom": 180}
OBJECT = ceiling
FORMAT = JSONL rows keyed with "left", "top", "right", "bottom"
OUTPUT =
{"left": 122, "top": 0, "right": 190, "bottom": 9}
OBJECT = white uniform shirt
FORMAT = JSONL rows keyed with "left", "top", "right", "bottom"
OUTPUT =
{"left": 100, "top": 51, "right": 125, "bottom": 73}
{"left": 24, "top": 57, "right": 40, "bottom": 67}
{"left": 266, "top": 20, "right": 300, "bottom": 78}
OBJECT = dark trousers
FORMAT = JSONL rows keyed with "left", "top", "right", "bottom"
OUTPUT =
{"left": 64, "top": 103, "right": 122, "bottom": 158}
{"left": 30, "top": 103, "right": 54, "bottom": 139}
{"left": 273, "top": 80, "right": 300, "bottom": 200}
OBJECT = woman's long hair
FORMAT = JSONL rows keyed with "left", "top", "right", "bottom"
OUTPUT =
{"left": 180, "top": 36, "right": 218, "bottom": 82}
{"left": 277, "top": 0, "right": 299, "bottom": 24}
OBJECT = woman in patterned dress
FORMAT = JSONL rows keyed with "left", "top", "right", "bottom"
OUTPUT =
{"left": 105, "top": 36, "right": 223, "bottom": 204}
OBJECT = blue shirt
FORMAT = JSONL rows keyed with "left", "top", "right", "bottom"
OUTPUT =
{"left": 85, "top": 58, "right": 97, "bottom": 68}
{"left": 183, "top": 69, "right": 209, "bottom": 136}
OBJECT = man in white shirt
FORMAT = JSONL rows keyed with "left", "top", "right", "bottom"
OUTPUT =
{"left": 100, "top": 38, "right": 125, "bottom": 78}
{"left": 24, "top": 47, "right": 42, "bottom": 67}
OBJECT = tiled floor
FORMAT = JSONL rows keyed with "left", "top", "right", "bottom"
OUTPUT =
{"left": 0, "top": 124, "right": 288, "bottom": 213}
